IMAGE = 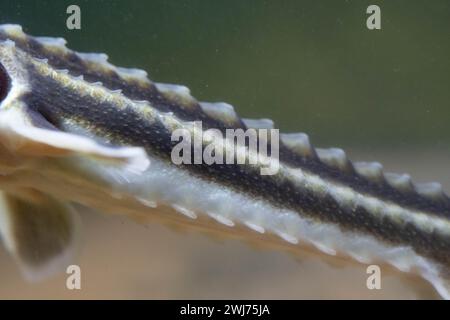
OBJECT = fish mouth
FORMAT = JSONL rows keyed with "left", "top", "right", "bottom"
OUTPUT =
{"left": 0, "top": 62, "right": 11, "bottom": 104}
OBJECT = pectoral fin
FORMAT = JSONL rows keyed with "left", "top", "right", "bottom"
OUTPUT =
{"left": 0, "top": 189, "right": 80, "bottom": 280}
{"left": 0, "top": 107, "right": 150, "bottom": 173}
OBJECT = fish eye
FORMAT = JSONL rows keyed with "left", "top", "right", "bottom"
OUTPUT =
{"left": 0, "top": 62, "right": 11, "bottom": 103}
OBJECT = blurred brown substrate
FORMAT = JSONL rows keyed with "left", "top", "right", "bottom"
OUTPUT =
{"left": 0, "top": 149, "right": 448, "bottom": 299}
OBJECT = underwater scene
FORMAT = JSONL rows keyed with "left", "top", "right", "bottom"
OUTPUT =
{"left": 0, "top": 0, "right": 449, "bottom": 301}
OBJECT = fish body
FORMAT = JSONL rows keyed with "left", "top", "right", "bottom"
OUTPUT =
{"left": 0, "top": 24, "right": 449, "bottom": 298}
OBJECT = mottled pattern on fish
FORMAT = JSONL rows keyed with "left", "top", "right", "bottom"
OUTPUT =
{"left": 0, "top": 24, "right": 449, "bottom": 298}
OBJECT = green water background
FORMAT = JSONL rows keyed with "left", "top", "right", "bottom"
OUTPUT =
{"left": 1, "top": 0, "right": 449, "bottom": 150}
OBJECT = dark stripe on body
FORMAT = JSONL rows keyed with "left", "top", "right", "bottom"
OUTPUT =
{"left": 2, "top": 31, "right": 449, "bottom": 219}
{"left": 0, "top": 31, "right": 245, "bottom": 130}
{"left": 23, "top": 64, "right": 450, "bottom": 267}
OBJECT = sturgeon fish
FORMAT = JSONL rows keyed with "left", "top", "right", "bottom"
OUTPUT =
{"left": 0, "top": 24, "right": 449, "bottom": 298}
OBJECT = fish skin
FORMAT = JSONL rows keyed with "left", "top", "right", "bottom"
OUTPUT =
{"left": 0, "top": 24, "right": 449, "bottom": 298}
